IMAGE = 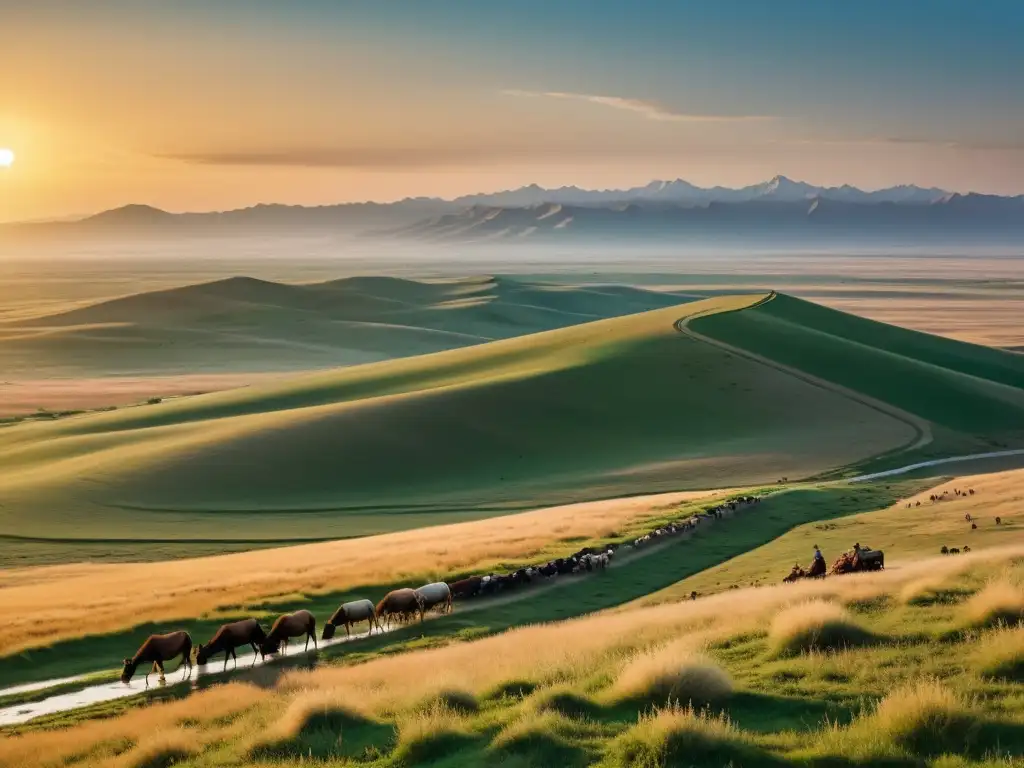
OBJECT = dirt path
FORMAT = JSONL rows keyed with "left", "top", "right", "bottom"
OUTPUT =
{"left": 673, "top": 292, "right": 933, "bottom": 454}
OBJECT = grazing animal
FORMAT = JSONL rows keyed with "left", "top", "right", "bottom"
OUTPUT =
{"left": 122, "top": 631, "right": 192, "bottom": 687}
{"left": 690, "top": 591, "right": 698, "bottom": 601}
{"left": 972, "top": 522, "right": 978, "bottom": 530}
{"left": 963, "top": 545, "right": 971, "bottom": 553}
{"left": 969, "top": 488, "right": 975, "bottom": 495}
{"left": 950, "top": 548, "right": 961, "bottom": 555}
{"left": 996, "top": 516, "right": 1002, "bottom": 525}
{"left": 940, "top": 545, "right": 949, "bottom": 555}
{"left": 376, "top": 589, "right": 425, "bottom": 629}
{"left": 196, "top": 619, "right": 267, "bottom": 670}
{"left": 261, "top": 610, "right": 317, "bottom": 656}
{"left": 965, "top": 513, "right": 972, "bottom": 522}
{"left": 416, "top": 582, "right": 453, "bottom": 614}
{"left": 448, "top": 576, "right": 484, "bottom": 600}
{"left": 322, "top": 599, "right": 380, "bottom": 640}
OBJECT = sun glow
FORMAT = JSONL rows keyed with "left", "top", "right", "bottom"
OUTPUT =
{"left": 0, "top": 149, "right": 14, "bottom": 168}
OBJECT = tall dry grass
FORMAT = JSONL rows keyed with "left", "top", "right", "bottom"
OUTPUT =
{"left": 769, "top": 600, "right": 875, "bottom": 656}
{"left": 609, "top": 641, "right": 732, "bottom": 706}
{"left": 0, "top": 489, "right": 722, "bottom": 656}
{"left": 823, "top": 681, "right": 979, "bottom": 759}
{"left": 113, "top": 729, "right": 199, "bottom": 768}
{"left": 5, "top": 546, "right": 1024, "bottom": 767}
{"left": 976, "top": 626, "right": 1024, "bottom": 682}
{"left": 607, "top": 704, "right": 756, "bottom": 768}
{"left": 961, "top": 580, "right": 1024, "bottom": 629}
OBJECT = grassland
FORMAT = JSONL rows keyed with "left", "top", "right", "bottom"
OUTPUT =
{"left": 649, "top": 465, "right": 1024, "bottom": 604}
{"left": 0, "top": 478, "right": 932, "bottom": 689}
{"left": 0, "top": 274, "right": 692, "bottom": 389}
{"left": 5, "top": 540, "right": 1024, "bottom": 766}
{"left": 691, "top": 293, "right": 1024, "bottom": 460}
{"left": 0, "top": 293, "right": 919, "bottom": 557}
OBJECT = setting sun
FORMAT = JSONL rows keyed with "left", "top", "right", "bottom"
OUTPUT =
{"left": 0, "top": 149, "right": 14, "bottom": 168}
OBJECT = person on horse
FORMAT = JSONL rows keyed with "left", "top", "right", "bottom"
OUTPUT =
{"left": 808, "top": 544, "right": 826, "bottom": 577}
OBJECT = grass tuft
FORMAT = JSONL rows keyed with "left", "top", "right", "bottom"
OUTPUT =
{"left": 118, "top": 730, "right": 198, "bottom": 768}
{"left": 962, "top": 580, "right": 1024, "bottom": 629}
{"left": 392, "top": 703, "right": 477, "bottom": 765}
{"left": 531, "top": 685, "right": 602, "bottom": 720}
{"left": 769, "top": 600, "right": 876, "bottom": 656}
{"left": 424, "top": 688, "right": 479, "bottom": 714}
{"left": 490, "top": 710, "right": 590, "bottom": 768}
{"left": 606, "top": 704, "right": 776, "bottom": 768}
{"left": 609, "top": 643, "right": 732, "bottom": 707}
{"left": 248, "top": 688, "right": 389, "bottom": 760}
{"left": 976, "top": 626, "right": 1024, "bottom": 682}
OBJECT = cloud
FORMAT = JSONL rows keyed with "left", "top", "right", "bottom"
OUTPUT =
{"left": 502, "top": 89, "right": 775, "bottom": 123}
{"left": 161, "top": 146, "right": 511, "bottom": 168}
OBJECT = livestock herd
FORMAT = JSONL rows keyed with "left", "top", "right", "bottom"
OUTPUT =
{"left": 119, "top": 494, "right": 764, "bottom": 687}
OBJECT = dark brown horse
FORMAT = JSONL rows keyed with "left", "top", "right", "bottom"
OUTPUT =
{"left": 196, "top": 619, "right": 267, "bottom": 670}
{"left": 375, "top": 589, "right": 424, "bottom": 629}
{"left": 122, "top": 631, "right": 193, "bottom": 687}
{"left": 261, "top": 610, "right": 317, "bottom": 655}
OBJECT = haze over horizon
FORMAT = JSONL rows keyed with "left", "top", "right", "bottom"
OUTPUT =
{"left": 2, "top": 1, "right": 1024, "bottom": 223}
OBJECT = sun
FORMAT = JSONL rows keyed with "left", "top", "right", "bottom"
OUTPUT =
{"left": 0, "top": 149, "right": 14, "bottom": 168}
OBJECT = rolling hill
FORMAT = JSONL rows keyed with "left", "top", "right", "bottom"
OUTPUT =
{"left": 0, "top": 275, "right": 694, "bottom": 379}
{"left": 690, "top": 293, "right": 1024, "bottom": 457}
{"left": 0, "top": 294, "right": 923, "bottom": 553}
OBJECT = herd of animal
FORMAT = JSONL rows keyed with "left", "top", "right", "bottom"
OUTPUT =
{"left": 120, "top": 494, "right": 764, "bottom": 687}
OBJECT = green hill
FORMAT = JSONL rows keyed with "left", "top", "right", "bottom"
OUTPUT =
{"left": 0, "top": 294, "right": 918, "bottom": 555}
{"left": 690, "top": 293, "right": 1024, "bottom": 457}
{"left": 0, "top": 275, "right": 695, "bottom": 378}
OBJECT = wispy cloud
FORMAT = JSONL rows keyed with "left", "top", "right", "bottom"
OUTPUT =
{"left": 502, "top": 89, "right": 775, "bottom": 123}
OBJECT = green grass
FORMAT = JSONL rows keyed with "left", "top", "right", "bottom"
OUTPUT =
{"left": 11, "top": 551, "right": 1024, "bottom": 767}
{"left": 0, "top": 480, "right": 925, "bottom": 690}
{"left": 692, "top": 293, "right": 1024, "bottom": 449}
{"left": 0, "top": 294, "right": 918, "bottom": 555}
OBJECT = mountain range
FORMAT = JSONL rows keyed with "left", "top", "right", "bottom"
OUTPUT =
{"left": 4, "top": 176, "right": 1023, "bottom": 244}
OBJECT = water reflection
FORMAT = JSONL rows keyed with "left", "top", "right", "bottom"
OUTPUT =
{"left": 0, "top": 627, "right": 383, "bottom": 726}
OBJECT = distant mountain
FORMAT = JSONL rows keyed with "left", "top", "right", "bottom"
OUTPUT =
{"left": 453, "top": 175, "right": 951, "bottom": 207}
{"left": 393, "top": 194, "right": 1024, "bottom": 244}
{"left": 3, "top": 176, "right": 1020, "bottom": 245}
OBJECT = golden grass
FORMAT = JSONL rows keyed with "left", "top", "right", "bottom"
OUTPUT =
{"left": 824, "top": 681, "right": 979, "bottom": 759}
{"left": 609, "top": 642, "right": 733, "bottom": 706}
{"left": 114, "top": 729, "right": 199, "bottom": 768}
{"left": 769, "top": 600, "right": 875, "bottom": 656}
{"left": 962, "top": 580, "right": 1024, "bottom": 629}
{"left": 6, "top": 546, "right": 1024, "bottom": 767}
{"left": 0, "top": 682, "right": 264, "bottom": 768}
{"left": 248, "top": 686, "right": 372, "bottom": 758}
{"left": 976, "top": 626, "right": 1024, "bottom": 682}
{"left": 392, "top": 702, "right": 475, "bottom": 765}
{"left": 0, "top": 487, "right": 724, "bottom": 657}
{"left": 607, "top": 704, "right": 752, "bottom": 768}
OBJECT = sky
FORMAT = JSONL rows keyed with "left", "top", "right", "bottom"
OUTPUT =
{"left": 2, "top": 0, "right": 1024, "bottom": 221}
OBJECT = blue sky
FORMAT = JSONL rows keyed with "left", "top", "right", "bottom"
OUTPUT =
{"left": 2, "top": 0, "right": 1023, "bottom": 218}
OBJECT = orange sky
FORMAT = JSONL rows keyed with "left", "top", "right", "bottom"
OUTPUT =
{"left": 2, "top": 3, "right": 1023, "bottom": 222}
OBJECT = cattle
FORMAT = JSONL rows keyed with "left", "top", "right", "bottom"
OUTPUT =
{"left": 196, "top": 619, "right": 267, "bottom": 670}
{"left": 122, "top": 631, "right": 193, "bottom": 687}
{"left": 972, "top": 522, "right": 978, "bottom": 530}
{"left": 963, "top": 545, "right": 971, "bottom": 553}
{"left": 449, "top": 576, "right": 484, "bottom": 600}
{"left": 950, "top": 548, "right": 961, "bottom": 555}
{"left": 322, "top": 599, "right": 380, "bottom": 640}
{"left": 375, "top": 589, "right": 424, "bottom": 629}
{"left": 996, "top": 517, "right": 1002, "bottom": 525}
{"left": 416, "top": 582, "right": 453, "bottom": 614}
{"left": 940, "top": 545, "right": 949, "bottom": 555}
{"left": 261, "top": 610, "right": 317, "bottom": 656}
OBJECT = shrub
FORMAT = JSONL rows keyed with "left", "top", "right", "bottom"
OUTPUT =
{"left": 977, "top": 626, "right": 1024, "bottom": 682}
{"left": 607, "top": 704, "right": 776, "bottom": 768}
{"left": 769, "top": 600, "right": 875, "bottom": 656}
{"left": 609, "top": 643, "right": 732, "bottom": 707}
{"left": 962, "top": 581, "right": 1024, "bottom": 629}
{"left": 147, "top": 397, "right": 163, "bottom": 405}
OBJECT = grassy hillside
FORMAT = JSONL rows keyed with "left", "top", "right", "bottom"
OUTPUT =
{"left": 0, "top": 275, "right": 694, "bottom": 379}
{"left": 691, "top": 293, "right": 1024, "bottom": 456}
{"left": 6, "top": 544, "right": 1024, "bottom": 767}
{"left": 0, "top": 294, "right": 917, "bottom": 552}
